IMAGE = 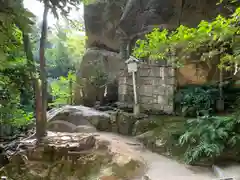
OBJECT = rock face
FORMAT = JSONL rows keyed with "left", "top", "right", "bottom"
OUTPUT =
{"left": 75, "top": 49, "right": 124, "bottom": 106}
{"left": 78, "top": 0, "right": 232, "bottom": 110}
{"left": 85, "top": 0, "right": 228, "bottom": 49}
{"left": 84, "top": 1, "right": 125, "bottom": 51}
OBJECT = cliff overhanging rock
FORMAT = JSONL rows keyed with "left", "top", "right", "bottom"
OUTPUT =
{"left": 76, "top": 0, "right": 231, "bottom": 106}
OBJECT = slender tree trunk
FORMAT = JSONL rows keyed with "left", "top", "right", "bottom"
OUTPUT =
{"left": 15, "top": 0, "right": 43, "bottom": 140}
{"left": 21, "top": 32, "right": 43, "bottom": 140}
{"left": 38, "top": 3, "right": 49, "bottom": 139}
{"left": 217, "top": 68, "right": 224, "bottom": 112}
{"left": 69, "top": 79, "right": 73, "bottom": 105}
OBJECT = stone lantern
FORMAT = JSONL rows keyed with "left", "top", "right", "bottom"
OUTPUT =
{"left": 125, "top": 56, "right": 140, "bottom": 116}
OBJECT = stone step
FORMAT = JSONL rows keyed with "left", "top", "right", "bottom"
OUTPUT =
{"left": 212, "top": 164, "right": 240, "bottom": 180}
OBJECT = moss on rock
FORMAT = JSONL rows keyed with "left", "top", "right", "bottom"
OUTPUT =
{"left": 136, "top": 115, "right": 187, "bottom": 159}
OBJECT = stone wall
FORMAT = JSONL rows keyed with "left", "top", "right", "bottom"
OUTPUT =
{"left": 118, "top": 60, "right": 175, "bottom": 114}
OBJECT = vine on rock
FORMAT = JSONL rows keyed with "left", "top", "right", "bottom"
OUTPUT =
{"left": 133, "top": 7, "right": 240, "bottom": 71}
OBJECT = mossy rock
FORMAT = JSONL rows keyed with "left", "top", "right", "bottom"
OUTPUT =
{"left": 132, "top": 118, "right": 159, "bottom": 136}
{"left": 116, "top": 111, "right": 137, "bottom": 135}
{"left": 136, "top": 115, "right": 187, "bottom": 159}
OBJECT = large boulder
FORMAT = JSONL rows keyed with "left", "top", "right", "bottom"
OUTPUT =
{"left": 85, "top": 0, "right": 230, "bottom": 49}
{"left": 118, "top": 0, "right": 229, "bottom": 37}
{"left": 47, "top": 105, "right": 111, "bottom": 132}
{"left": 84, "top": 0, "right": 127, "bottom": 50}
{"left": 75, "top": 49, "right": 124, "bottom": 106}
{"left": 47, "top": 106, "right": 152, "bottom": 136}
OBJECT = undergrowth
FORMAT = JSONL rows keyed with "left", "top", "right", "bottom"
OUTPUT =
{"left": 179, "top": 115, "right": 240, "bottom": 164}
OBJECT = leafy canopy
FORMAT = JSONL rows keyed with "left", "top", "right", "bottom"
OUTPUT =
{"left": 0, "top": 0, "right": 36, "bottom": 128}
{"left": 133, "top": 7, "right": 240, "bottom": 70}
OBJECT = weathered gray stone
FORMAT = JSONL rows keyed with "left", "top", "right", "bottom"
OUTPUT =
{"left": 84, "top": 0, "right": 126, "bottom": 50}
{"left": 166, "top": 77, "right": 175, "bottom": 85}
{"left": 140, "top": 104, "right": 153, "bottom": 111}
{"left": 139, "top": 77, "right": 154, "bottom": 85}
{"left": 139, "top": 85, "right": 153, "bottom": 95}
{"left": 140, "top": 96, "right": 153, "bottom": 104}
{"left": 118, "top": 77, "right": 127, "bottom": 85}
{"left": 157, "top": 95, "right": 168, "bottom": 105}
{"left": 118, "top": 84, "right": 127, "bottom": 95}
{"left": 150, "top": 67, "right": 163, "bottom": 77}
{"left": 165, "top": 85, "right": 174, "bottom": 96}
{"left": 108, "top": 111, "right": 119, "bottom": 133}
{"left": 116, "top": 111, "right": 137, "bottom": 135}
{"left": 74, "top": 125, "right": 97, "bottom": 133}
{"left": 152, "top": 104, "right": 162, "bottom": 111}
{"left": 153, "top": 78, "right": 164, "bottom": 86}
{"left": 139, "top": 69, "right": 151, "bottom": 77}
{"left": 119, "top": 59, "right": 175, "bottom": 113}
{"left": 164, "top": 106, "right": 174, "bottom": 114}
{"left": 47, "top": 105, "right": 111, "bottom": 132}
{"left": 152, "top": 85, "right": 166, "bottom": 95}
{"left": 132, "top": 119, "right": 158, "bottom": 136}
{"left": 75, "top": 49, "right": 124, "bottom": 106}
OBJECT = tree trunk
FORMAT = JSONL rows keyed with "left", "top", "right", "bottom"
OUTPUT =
{"left": 21, "top": 32, "right": 43, "bottom": 140}
{"left": 38, "top": 3, "right": 49, "bottom": 139}
{"left": 69, "top": 79, "right": 73, "bottom": 105}
{"left": 216, "top": 67, "right": 224, "bottom": 112}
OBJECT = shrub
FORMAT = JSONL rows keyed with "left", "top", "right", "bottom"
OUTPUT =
{"left": 175, "top": 86, "right": 219, "bottom": 117}
{"left": 50, "top": 71, "right": 76, "bottom": 107}
{"left": 178, "top": 115, "right": 240, "bottom": 164}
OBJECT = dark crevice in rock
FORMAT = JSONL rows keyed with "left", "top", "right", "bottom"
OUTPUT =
{"left": 90, "top": 41, "right": 120, "bottom": 53}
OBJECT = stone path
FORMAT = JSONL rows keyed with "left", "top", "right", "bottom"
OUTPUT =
{"left": 44, "top": 106, "right": 240, "bottom": 180}
{"left": 95, "top": 132, "right": 216, "bottom": 180}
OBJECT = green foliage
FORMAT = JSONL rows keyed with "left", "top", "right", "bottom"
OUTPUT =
{"left": 45, "top": 22, "right": 85, "bottom": 78}
{"left": 133, "top": 7, "right": 240, "bottom": 70}
{"left": 175, "top": 81, "right": 240, "bottom": 116}
{"left": 37, "top": 0, "right": 93, "bottom": 18}
{"left": 175, "top": 86, "right": 219, "bottom": 117}
{"left": 0, "top": 0, "right": 86, "bottom": 137}
{"left": 66, "top": 31, "right": 86, "bottom": 65}
{"left": 0, "top": 1, "right": 35, "bottom": 130}
{"left": 50, "top": 71, "right": 76, "bottom": 106}
{"left": 179, "top": 115, "right": 240, "bottom": 164}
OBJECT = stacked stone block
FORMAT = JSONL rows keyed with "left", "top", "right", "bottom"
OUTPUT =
{"left": 118, "top": 60, "right": 175, "bottom": 114}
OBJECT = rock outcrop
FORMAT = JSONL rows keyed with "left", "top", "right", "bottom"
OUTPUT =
{"left": 85, "top": 0, "right": 229, "bottom": 49}
{"left": 0, "top": 132, "right": 144, "bottom": 180}
{"left": 76, "top": 0, "right": 233, "bottom": 107}
{"left": 46, "top": 105, "right": 155, "bottom": 136}
{"left": 75, "top": 49, "right": 124, "bottom": 106}
{"left": 47, "top": 105, "right": 110, "bottom": 132}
